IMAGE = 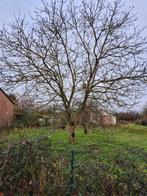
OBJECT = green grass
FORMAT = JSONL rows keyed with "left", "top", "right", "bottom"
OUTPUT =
{"left": 1, "top": 124, "right": 147, "bottom": 194}
{"left": 1, "top": 124, "right": 147, "bottom": 163}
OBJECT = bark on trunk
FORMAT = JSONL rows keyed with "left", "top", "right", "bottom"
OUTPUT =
{"left": 83, "top": 123, "right": 89, "bottom": 134}
{"left": 84, "top": 127, "right": 88, "bottom": 134}
{"left": 68, "top": 122, "right": 76, "bottom": 142}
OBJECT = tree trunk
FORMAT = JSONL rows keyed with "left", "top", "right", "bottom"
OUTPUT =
{"left": 68, "top": 121, "right": 76, "bottom": 142}
{"left": 84, "top": 127, "right": 88, "bottom": 134}
{"left": 83, "top": 123, "right": 89, "bottom": 134}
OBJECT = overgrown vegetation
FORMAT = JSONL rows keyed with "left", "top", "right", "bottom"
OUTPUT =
{"left": 0, "top": 136, "right": 54, "bottom": 194}
{"left": 76, "top": 148, "right": 147, "bottom": 195}
{"left": 0, "top": 125, "right": 147, "bottom": 195}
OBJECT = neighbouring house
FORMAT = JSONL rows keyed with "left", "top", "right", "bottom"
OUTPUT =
{"left": 100, "top": 111, "right": 116, "bottom": 126}
{"left": 81, "top": 108, "right": 117, "bottom": 127}
{"left": 0, "top": 88, "right": 15, "bottom": 129}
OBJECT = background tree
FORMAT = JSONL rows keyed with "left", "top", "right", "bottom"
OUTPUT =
{"left": 8, "top": 94, "right": 18, "bottom": 104}
{"left": 17, "top": 95, "right": 36, "bottom": 113}
{"left": 116, "top": 111, "right": 139, "bottom": 122}
{"left": 143, "top": 104, "right": 147, "bottom": 116}
{"left": 0, "top": 0, "right": 147, "bottom": 141}
{"left": 81, "top": 101, "right": 101, "bottom": 134}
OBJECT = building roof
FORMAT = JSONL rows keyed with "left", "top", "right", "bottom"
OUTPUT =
{"left": 0, "top": 87, "right": 15, "bottom": 105}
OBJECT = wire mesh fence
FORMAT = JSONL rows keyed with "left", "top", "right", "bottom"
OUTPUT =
{"left": 51, "top": 141, "right": 147, "bottom": 196}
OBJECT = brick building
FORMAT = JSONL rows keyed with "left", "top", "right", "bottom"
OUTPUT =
{"left": 0, "top": 88, "right": 14, "bottom": 129}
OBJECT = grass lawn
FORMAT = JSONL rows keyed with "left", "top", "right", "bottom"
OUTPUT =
{"left": 1, "top": 124, "right": 147, "bottom": 162}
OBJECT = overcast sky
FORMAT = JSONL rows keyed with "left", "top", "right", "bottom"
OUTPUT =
{"left": 0, "top": 0, "right": 146, "bottom": 111}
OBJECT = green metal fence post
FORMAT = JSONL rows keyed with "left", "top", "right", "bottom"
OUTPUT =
{"left": 69, "top": 148, "right": 76, "bottom": 194}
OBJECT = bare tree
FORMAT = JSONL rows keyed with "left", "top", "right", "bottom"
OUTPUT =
{"left": 17, "top": 95, "right": 36, "bottom": 113}
{"left": 143, "top": 104, "right": 147, "bottom": 116}
{"left": 8, "top": 93, "right": 18, "bottom": 104}
{"left": 0, "top": 0, "right": 147, "bottom": 141}
{"left": 81, "top": 101, "right": 99, "bottom": 134}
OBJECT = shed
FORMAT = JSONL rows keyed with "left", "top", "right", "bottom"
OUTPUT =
{"left": 0, "top": 88, "right": 14, "bottom": 129}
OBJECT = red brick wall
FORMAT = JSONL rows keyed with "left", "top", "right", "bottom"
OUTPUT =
{"left": 0, "top": 91, "right": 14, "bottom": 129}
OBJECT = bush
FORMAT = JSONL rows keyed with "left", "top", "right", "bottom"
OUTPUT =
{"left": 14, "top": 112, "right": 40, "bottom": 128}
{"left": 75, "top": 147, "right": 147, "bottom": 195}
{"left": 141, "top": 120, "right": 147, "bottom": 126}
{"left": 0, "top": 136, "right": 53, "bottom": 195}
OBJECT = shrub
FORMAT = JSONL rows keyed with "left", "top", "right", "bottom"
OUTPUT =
{"left": 75, "top": 147, "right": 147, "bottom": 195}
{"left": 17, "top": 112, "right": 39, "bottom": 128}
{"left": 0, "top": 136, "right": 53, "bottom": 195}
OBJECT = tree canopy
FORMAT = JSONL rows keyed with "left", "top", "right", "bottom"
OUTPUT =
{"left": 0, "top": 0, "right": 147, "bottom": 140}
